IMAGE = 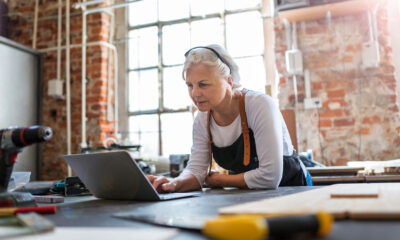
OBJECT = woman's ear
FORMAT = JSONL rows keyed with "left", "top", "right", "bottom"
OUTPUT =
{"left": 227, "top": 76, "right": 233, "bottom": 87}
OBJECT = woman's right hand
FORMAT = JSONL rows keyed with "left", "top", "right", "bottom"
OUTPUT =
{"left": 147, "top": 175, "right": 178, "bottom": 193}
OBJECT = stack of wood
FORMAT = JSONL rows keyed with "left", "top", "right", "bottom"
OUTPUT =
{"left": 307, "top": 159, "right": 400, "bottom": 185}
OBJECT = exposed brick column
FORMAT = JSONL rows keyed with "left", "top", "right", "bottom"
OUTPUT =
{"left": 7, "top": 0, "right": 115, "bottom": 179}
{"left": 275, "top": 3, "right": 400, "bottom": 165}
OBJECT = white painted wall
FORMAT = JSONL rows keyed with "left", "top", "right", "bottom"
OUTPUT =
{"left": 0, "top": 40, "right": 39, "bottom": 180}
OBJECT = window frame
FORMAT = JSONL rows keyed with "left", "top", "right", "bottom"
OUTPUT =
{"left": 127, "top": 3, "right": 263, "bottom": 156}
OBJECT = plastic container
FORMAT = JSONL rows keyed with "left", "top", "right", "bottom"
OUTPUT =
{"left": 7, "top": 171, "right": 31, "bottom": 191}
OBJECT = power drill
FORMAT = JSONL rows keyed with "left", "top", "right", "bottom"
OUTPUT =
{"left": 0, "top": 126, "right": 52, "bottom": 193}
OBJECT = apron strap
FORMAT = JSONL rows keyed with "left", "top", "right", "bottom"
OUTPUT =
{"left": 239, "top": 89, "right": 250, "bottom": 166}
{"left": 207, "top": 88, "right": 251, "bottom": 174}
{"left": 207, "top": 110, "right": 213, "bottom": 175}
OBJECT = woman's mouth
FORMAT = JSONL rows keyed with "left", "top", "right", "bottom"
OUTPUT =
{"left": 196, "top": 100, "right": 207, "bottom": 106}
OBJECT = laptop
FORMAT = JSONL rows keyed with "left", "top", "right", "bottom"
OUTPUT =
{"left": 63, "top": 151, "right": 200, "bottom": 201}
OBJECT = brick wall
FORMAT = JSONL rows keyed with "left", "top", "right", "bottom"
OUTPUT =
{"left": 7, "top": 0, "right": 115, "bottom": 179}
{"left": 275, "top": 2, "right": 400, "bottom": 165}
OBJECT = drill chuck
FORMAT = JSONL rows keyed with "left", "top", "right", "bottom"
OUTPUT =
{"left": 0, "top": 126, "right": 52, "bottom": 149}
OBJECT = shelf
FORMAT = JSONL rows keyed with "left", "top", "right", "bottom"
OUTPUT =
{"left": 279, "top": 0, "right": 379, "bottom": 22}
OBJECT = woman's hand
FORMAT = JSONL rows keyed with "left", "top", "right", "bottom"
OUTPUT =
{"left": 147, "top": 175, "right": 177, "bottom": 193}
{"left": 204, "top": 171, "right": 223, "bottom": 188}
{"left": 147, "top": 173, "right": 202, "bottom": 193}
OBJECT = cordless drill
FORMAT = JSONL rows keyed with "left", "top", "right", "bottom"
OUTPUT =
{"left": 0, "top": 126, "right": 52, "bottom": 193}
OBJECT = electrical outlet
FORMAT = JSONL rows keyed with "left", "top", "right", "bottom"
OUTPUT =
{"left": 48, "top": 79, "right": 64, "bottom": 99}
{"left": 285, "top": 49, "right": 303, "bottom": 75}
{"left": 362, "top": 41, "right": 380, "bottom": 69}
{"left": 304, "top": 97, "right": 322, "bottom": 109}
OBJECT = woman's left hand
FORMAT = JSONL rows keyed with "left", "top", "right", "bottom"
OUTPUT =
{"left": 205, "top": 171, "right": 223, "bottom": 188}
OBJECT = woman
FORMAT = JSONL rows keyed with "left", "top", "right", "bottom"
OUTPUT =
{"left": 148, "top": 44, "right": 312, "bottom": 193}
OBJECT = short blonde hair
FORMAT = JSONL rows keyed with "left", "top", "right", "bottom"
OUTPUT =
{"left": 182, "top": 44, "right": 241, "bottom": 89}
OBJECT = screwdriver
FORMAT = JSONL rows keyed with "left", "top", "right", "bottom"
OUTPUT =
{"left": 0, "top": 205, "right": 57, "bottom": 216}
{"left": 203, "top": 211, "right": 333, "bottom": 240}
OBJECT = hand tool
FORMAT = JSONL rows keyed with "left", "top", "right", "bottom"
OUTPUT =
{"left": 0, "top": 126, "right": 52, "bottom": 193}
{"left": 203, "top": 211, "right": 333, "bottom": 240}
{"left": 0, "top": 205, "right": 57, "bottom": 216}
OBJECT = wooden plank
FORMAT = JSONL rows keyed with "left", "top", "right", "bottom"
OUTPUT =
{"left": 311, "top": 175, "right": 400, "bottom": 184}
{"left": 330, "top": 185, "right": 379, "bottom": 198}
{"left": 383, "top": 166, "right": 400, "bottom": 175}
{"left": 307, "top": 166, "right": 364, "bottom": 175}
{"left": 330, "top": 192, "right": 378, "bottom": 198}
{"left": 279, "top": 0, "right": 379, "bottom": 23}
{"left": 219, "top": 183, "right": 400, "bottom": 219}
{"left": 365, "top": 175, "right": 400, "bottom": 182}
{"left": 311, "top": 175, "right": 365, "bottom": 183}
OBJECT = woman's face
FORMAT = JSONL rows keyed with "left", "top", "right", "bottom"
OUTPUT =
{"left": 185, "top": 63, "right": 232, "bottom": 112}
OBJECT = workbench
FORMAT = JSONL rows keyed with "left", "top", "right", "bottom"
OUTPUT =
{"left": 307, "top": 166, "right": 400, "bottom": 185}
{"left": 37, "top": 186, "right": 400, "bottom": 240}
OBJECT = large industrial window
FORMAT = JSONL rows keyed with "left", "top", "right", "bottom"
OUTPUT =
{"left": 128, "top": 0, "right": 265, "bottom": 157}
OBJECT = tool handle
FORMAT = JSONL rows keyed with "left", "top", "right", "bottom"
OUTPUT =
{"left": 0, "top": 154, "right": 15, "bottom": 192}
{"left": 15, "top": 205, "right": 57, "bottom": 214}
{"left": 267, "top": 213, "right": 323, "bottom": 237}
{"left": 269, "top": 212, "right": 332, "bottom": 238}
{"left": 202, "top": 212, "right": 333, "bottom": 240}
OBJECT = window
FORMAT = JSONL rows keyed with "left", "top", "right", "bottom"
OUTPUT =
{"left": 128, "top": 0, "right": 265, "bottom": 157}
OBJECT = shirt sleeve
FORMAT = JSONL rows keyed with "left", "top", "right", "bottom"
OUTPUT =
{"left": 181, "top": 112, "right": 210, "bottom": 186}
{"left": 243, "top": 94, "right": 283, "bottom": 189}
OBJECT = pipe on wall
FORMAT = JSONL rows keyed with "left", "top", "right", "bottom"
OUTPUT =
{"left": 57, "top": 0, "right": 62, "bottom": 85}
{"left": 107, "top": 13, "right": 115, "bottom": 123}
{"left": 81, "top": 8, "right": 87, "bottom": 148}
{"left": 32, "top": 0, "right": 38, "bottom": 49}
{"left": 66, "top": 0, "right": 72, "bottom": 176}
{"left": 74, "top": 0, "right": 109, "bottom": 9}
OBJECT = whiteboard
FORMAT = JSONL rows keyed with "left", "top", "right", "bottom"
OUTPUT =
{"left": 0, "top": 37, "right": 42, "bottom": 180}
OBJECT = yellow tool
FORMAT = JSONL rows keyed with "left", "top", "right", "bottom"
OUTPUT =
{"left": 203, "top": 211, "right": 333, "bottom": 240}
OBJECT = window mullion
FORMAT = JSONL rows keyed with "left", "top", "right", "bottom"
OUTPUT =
{"left": 158, "top": 21, "right": 163, "bottom": 156}
{"left": 222, "top": 10, "right": 227, "bottom": 49}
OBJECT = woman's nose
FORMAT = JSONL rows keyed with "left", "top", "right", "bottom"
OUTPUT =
{"left": 191, "top": 86, "right": 200, "bottom": 97}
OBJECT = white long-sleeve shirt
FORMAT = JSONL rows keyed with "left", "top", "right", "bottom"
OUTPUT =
{"left": 182, "top": 90, "right": 294, "bottom": 189}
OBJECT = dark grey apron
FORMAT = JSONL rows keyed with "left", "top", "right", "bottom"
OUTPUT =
{"left": 210, "top": 129, "right": 308, "bottom": 186}
{"left": 207, "top": 89, "right": 310, "bottom": 186}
